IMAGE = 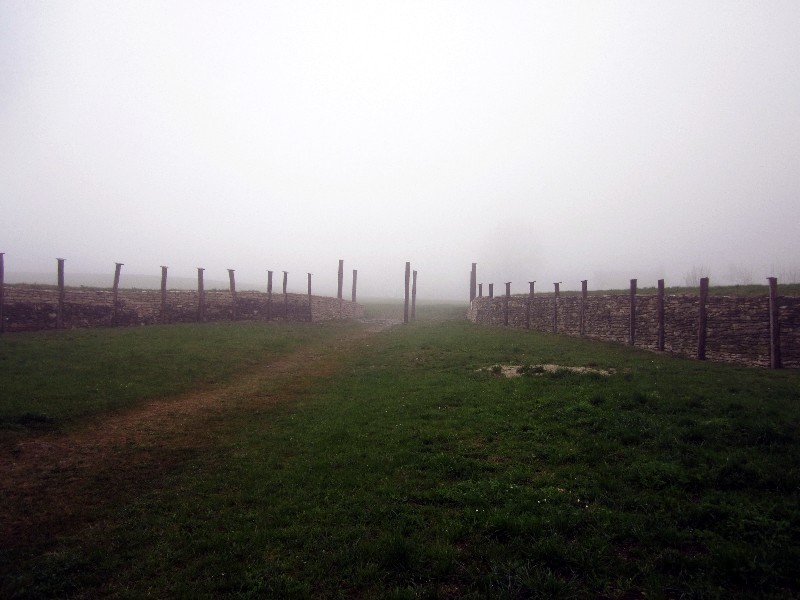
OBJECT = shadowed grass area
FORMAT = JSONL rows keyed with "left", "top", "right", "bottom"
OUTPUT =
{"left": 2, "top": 317, "right": 799, "bottom": 598}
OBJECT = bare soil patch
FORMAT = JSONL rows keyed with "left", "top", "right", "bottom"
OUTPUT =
{"left": 480, "top": 364, "right": 615, "bottom": 377}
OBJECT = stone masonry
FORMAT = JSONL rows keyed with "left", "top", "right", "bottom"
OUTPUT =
{"left": 2, "top": 286, "right": 364, "bottom": 332}
{"left": 468, "top": 293, "right": 800, "bottom": 368}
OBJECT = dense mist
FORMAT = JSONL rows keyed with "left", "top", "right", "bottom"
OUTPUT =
{"left": 2, "top": 1, "right": 799, "bottom": 299}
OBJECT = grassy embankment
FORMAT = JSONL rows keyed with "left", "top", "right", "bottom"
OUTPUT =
{"left": 1, "top": 304, "right": 798, "bottom": 598}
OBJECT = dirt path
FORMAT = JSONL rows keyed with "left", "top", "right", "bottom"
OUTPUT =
{"left": 0, "top": 319, "right": 399, "bottom": 554}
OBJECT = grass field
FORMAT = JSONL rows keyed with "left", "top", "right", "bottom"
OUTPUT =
{"left": 1, "top": 305, "right": 799, "bottom": 598}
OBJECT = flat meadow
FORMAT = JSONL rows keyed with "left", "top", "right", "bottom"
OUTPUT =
{"left": 1, "top": 304, "right": 798, "bottom": 598}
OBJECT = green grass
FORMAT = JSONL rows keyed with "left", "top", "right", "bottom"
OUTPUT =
{"left": 3, "top": 317, "right": 800, "bottom": 598}
{"left": 0, "top": 321, "right": 358, "bottom": 433}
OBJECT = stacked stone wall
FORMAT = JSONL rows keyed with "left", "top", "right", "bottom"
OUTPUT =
{"left": 780, "top": 298, "right": 800, "bottom": 368}
{"left": 2, "top": 286, "right": 363, "bottom": 332}
{"left": 468, "top": 293, "right": 800, "bottom": 368}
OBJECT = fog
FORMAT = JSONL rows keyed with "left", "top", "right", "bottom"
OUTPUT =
{"left": 2, "top": 1, "right": 799, "bottom": 300}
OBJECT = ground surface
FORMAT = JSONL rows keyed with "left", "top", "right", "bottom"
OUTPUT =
{"left": 2, "top": 314, "right": 798, "bottom": 599}
{"left": 0, "top": 318, "right": 398, "bottom": 558}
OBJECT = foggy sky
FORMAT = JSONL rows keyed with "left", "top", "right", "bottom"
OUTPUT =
{"left": 2, "top": 1, "right": 799, "bottom": 300}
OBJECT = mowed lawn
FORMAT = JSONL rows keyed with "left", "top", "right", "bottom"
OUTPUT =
{"left": 1, "top": 308, "right": 799, "bottom": 598}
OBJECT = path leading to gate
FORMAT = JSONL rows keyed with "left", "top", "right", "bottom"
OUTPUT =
{"left": 0, "top": 318, "right": 401, "bottom": 555}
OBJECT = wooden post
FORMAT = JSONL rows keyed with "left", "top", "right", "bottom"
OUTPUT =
{"left": 283, "top": 271, "right": 288, "bottom": 318}
{"left": 411, "top": 270, "right": 418, "bottom": 322}
{"left": 697, "top": 277, "right": 709, "bottom": 360}
{"left": 478, "top": 283, "right": 483, "bottom": 297}
{"left": 197, "top": 267, "right": 205, "bottom": 322}
{"left": 657, "top": 279, "right": 665, "bottom": 351}
{"left": 504, "top": 282, "right": 511, "bottom": 326}
{"left": 112, "top": 262, "right": 123, "bottom": 326}
{"left": 352, "top": 269, "right": 358, "bottom": 303}
{"left": 0, "top": 253, "right": 5, "bottom": 333}
{"left": 57, "top": 258, "right": 65, "bottom": 329}
{"left": 160, "top": 266, "right": 168, "bottom": 324}
{"left": 470, "top": 263, "right": 477, "bottom": 302}
{"left": 553, "top": 282, "right": 560, "bottom": 333}
{"left": 768, "top": 277, "right": 782, "bottom": 368}
{"left": 488, "top": 283, "right": 494, "bottom": 299}
{"left": 403, "top": 262, "right": 410, "bottom": 324}
{"left": 526, "top": 281, "right": 535, "bottom": 330}
{"left": 308, "top": 273, "right": 313, "bottom": 322}
{"left": 580, "top": 280, "right": 587, "bottom": 336}
{"left": 228, "top": 269, "right": 237, "bottom": 320}
{"left": 267, "top": 270, "right": 273, "bottom": 321}
{"left": 629, "top": 278, "right": 637, "bottom": 346}
{"left": 337, "top": 259, "right": 344, "bottom": 299}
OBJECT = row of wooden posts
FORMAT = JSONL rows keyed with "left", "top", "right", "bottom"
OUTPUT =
{"left": 0, "top": 255, "right": 361, "bottom": 330}
{"left": 468, "top": 263, "right": 784, "bottom": 369}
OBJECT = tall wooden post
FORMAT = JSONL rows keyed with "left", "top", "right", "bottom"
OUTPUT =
{"left": 197, "top": 267, "right": 205, "bottom": 322}
{"left": 228, "top": 269, "right": 237, "bottom": 320}
{"left": 488, "top": 283, "right": 494, "bottom": 299}
{"left": 337, "top": 259, "right": 344, "bottom": 299}
{"left": 404, "top": 262, "right": 410, "bottom": 324}
{"left": 470, "top": 263, "right": 477, "bottom": 302}
{"left": 352, "top": 269, "right": 358, "bottom": 303}
{"left": 160, "top": 266, "right": 168, "bottom": 324}
{"left": 553, "top": 282, "right": 560, "bottom": 333}
{"left": 308, "top": 273, "right": 313, "bottom": 322}
{"left": 768, "top": 277, "right": 782, "bottom": 368}
{"left": 283, "top": 271, "right": 288, "bottom": 318}
{"left": 478, "top": 283, "right": 483, "bottom": 297}
{"left": 629, "top": 278, "right": 637, "bottom": 346}
{"left": 0, "top": 253, "right": 5, "bottom": 333}
{"left": 411, "top": 270, "right": 418, "bottom": 322}
{"left": 267, "top": 270, "right": 273, "bottom": 321}
{"left": 526, "top": 281, "right": 535, "bottom": 330}
{"left": 580, "top": 280, "right": 587, "bottom": 336}
{"left": 112, "top": 262, "right": 123, "bottom": 326}
{"left": 657, "top": 279, "right": 665, "bottom": 351}
{"left": 697, "top": 277, "right": 709, "bottom": 360}
{"left": 504, "top": 282, "right": 511, "bottom": 326}
{"left": 57, "top": 258, "right": 65, "bottom": 329}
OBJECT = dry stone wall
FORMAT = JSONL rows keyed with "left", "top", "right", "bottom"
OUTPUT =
{"left": 2, "top": 286, "right": 363, "bottom": 332}
{"left": 468, "top": 293, "right": 800, "bottom": 368}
